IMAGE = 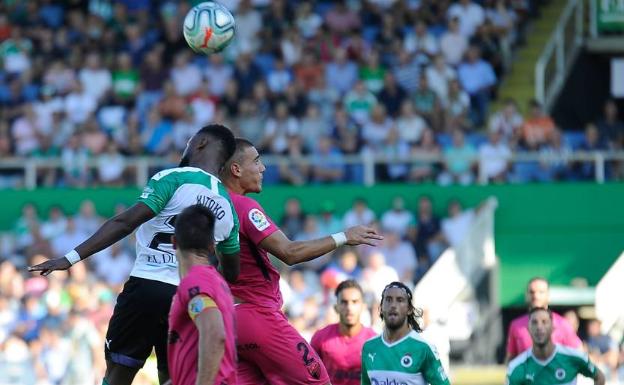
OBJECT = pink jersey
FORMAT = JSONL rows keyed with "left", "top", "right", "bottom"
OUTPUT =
{"left": 506, "top": 311, "right": 582, "bottom": 358}
{"left": 168, "top": 265, "right": 237, "bottom": 385}
{"left": 311, "top": 324, "right": 377, "bottom": 385}
{"left": 228, "top": 192, "right": 282, "bottom": 309}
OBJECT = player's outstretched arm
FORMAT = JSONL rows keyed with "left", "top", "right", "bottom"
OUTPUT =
{"left": 259, "top": 225, "right": 383, "bottom": 266}
{"left": 195, "top": 307, "right": 226, "bottom": 385}
{"left": 28, "top": 203, "right": 155, "bottom": 275}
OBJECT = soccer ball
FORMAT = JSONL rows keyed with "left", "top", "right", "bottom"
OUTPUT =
{"left": 183, "top": 1, "right": 236, "bottom": 55}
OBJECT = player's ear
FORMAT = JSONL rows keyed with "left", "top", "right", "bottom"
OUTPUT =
{"left": 230, "top": 161, "right": 242, "bottom": 177}
{"left": 171, "top": 235, "right": 177, "bottom": 250}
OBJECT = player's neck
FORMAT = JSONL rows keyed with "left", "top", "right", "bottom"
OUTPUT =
{"left": 339, "top": 322, "right": 362, "bottom": 337}
{"left": 188, "top": 159, "right": 220, "bottom": 177}
{"left": 383, "top": 323, "right": 411, "bottom": 343}
{"left": 178, "top": 254, "right": 211, "bottom": 278}
{"left": 532, "top": 342, "right": 555, "bottom": 360}
{"left": 222, "top": 178, "right": 246, "bottom": 195}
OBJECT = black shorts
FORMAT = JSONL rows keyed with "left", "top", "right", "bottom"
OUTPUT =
{"left": 105, "top": 276, "right": 177, "bottom": 371}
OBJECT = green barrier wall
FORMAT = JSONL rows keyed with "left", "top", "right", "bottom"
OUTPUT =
{"left": 2, "top": 183, "right": 623, "bottom": 307}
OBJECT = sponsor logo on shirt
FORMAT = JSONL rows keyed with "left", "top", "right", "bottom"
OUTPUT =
{"left": 371, "top": 378, "right": 408, "bottom": 385}
{"left": 555, "top": 368, "right": 566, "bottom": 380}
{"left": 140, "top": 186, "right": 154, "bottom": 199}
{"left": 249, "top": 208, "right": 270, "bottom": 231}
{"left": 369, "top": 352, "right": 377, "bottom": 362}
{"left": 400, "top": 354, "right": 413, "bottom": 368}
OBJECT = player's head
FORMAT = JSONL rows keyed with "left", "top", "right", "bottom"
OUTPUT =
{"left": 173, "top": 204, "right": 216, "bottom": 263}
{"left": 179, "top": 124, "right": 236, "bottom": 171}
{"left": 380, "top": 281, "right": 422, "bottom": 332}
{"left": 526, "top": 277, "right": 549, "bottom": 309}
{"left": 334, "top": 279, "right": 365, "bottom": 328}
{"left": 528, "top": 307, "right": 553, "bottom": 348}
{"left": 222, "top": 138, "right": 265, "bottom": 193}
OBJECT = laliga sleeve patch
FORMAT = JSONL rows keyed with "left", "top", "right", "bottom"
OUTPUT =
{"left": 187, "top": 294, "right": 217, "bottom": 321}
{"left": 248, "top": 208, "right": 270, "bottom": 231}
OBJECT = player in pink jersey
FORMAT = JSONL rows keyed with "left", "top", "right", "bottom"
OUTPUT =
{"left": 220, "top": 138, "right": 383, "bottom": 385}
{"left": 311, "top": 280, "right": 377, "bottom": 385}
{"left": 168, "top": 204, "right": 237, "bottom": 385}
{"left": 505, "top": 277, "right": 582, "bottom": 361}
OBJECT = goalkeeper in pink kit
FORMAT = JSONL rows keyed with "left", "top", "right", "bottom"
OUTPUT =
{"left": 220, "top": 138, "right": 383, "bottom": 385}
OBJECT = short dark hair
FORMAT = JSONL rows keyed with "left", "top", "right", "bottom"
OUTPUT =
{"left": 529, "top": 306, "right": 552, "bottom": 320}
{"left": 335, "top": 279, "right": 364, "bottom": 299}
{"left": 197, "top": 124, "right": 236, "bottom": 165}
{"left": 174, "top": 204, "right": 216, "bottom": 253}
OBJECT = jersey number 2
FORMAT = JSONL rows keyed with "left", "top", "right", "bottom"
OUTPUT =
{"left": 297, "top": 342, "right": 314, "bottom": 366}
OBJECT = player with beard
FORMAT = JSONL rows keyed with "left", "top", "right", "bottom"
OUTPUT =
{"left": 29, "top": 125, "right": 241, "bottom": 385}
{"left": 361, "top": 282, "right": 449, "bottom": 385}
{"left": 506, "top": 307, "right": 605, "bottom": 385}
{"left": 311, "top": 279, "right": 376, "bottom": 385}
{"left": 220, "top": 138, "right": 382, "bottom": 385}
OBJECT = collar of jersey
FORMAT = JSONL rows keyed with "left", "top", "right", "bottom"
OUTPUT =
{"left": 530, "top": 344, "right": 559, "bottom": 366}
{"left": 180, "top": 166, "right": 221, "bottom": 182}
{"left": 381, "top": 329, "right": 415, "bottom": 348}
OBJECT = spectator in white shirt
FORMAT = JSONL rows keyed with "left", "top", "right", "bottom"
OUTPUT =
{"left": 93, "top": 243, "right": 133, "bottom": 287}
{"left": 203, "top": 54, "right": 233, "bottom": 97}
{"left": 96, "top": 140, "right": 125, "bottom": 186}
{"left": 64, "top": 82, "right": 97, "bottom": 125}
{"left": 261, "top": 101, "right": 300, "bottom": 154}
{"left": 426, "top": 54, "right": 457, "bottom": 105}
{"left": 441, "top": 199, "right": 476, "bottom": 248}
{"left": 447, "top": 0, "right": 485, "bottom": 37}
{"left": 381, "top": 196, "right": 415, "bottom": 237}
{"left": 488, "top": 98, "right": 523, "bottom": 144}
{"left": 234, "top": 0, "right": 262, "bottom": 53}
{"left": 51, "top": 218, "right": 88, "bottom": 256}
{"left": 170, "top": 52, "right": 202, "bottom": 97}
{"left": 403, "top": 19, "right": 439, "bottom": 59}
{"left": 396, "top": 100, "right": 428, "bottom": 145}
{"left": 344, "top": 198, "right": 376, "bottom": 228}
{"left": 478, "top": 130, "right": 512, "bottom": 183}
{"left": 78, "top": 53, "right": 111, "bottom": 102}
{"left": 440, "top": 17, "right": 468, "bottom": 66}
{"left": 267, "top": 56, "right": 293, "bottom": 94}
{"left": 379, "top": 230, "right": 417, "bottom": 283}
{"left": 73, "top": 200, "right": 102, "bottom": 236}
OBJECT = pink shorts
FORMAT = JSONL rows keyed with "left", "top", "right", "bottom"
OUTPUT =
{"left": 235, "top": 304, "right": 330, "bottom": 385}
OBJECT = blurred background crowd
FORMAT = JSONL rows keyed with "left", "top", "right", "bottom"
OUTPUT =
{"left": 1, "top": 0, "right": 623, "bottom": 189}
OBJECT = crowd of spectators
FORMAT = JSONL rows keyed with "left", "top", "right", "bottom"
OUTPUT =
{"left": 2, "top": 0, "right": 591, "bottom": 188}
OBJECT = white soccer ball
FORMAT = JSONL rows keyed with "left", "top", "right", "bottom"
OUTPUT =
{"left": 183, "top": 2, "right": 236, "bottom": 55}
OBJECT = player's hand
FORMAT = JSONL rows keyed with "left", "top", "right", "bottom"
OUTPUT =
{"left": 345, "top": 226, "right": 384, "bottom": 246}
{"left": 28, "top": 257, "right": 72, "bottom": 276}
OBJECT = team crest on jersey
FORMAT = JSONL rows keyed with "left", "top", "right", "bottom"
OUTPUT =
{"left": 555, "top": 368, "right": 566, "bottom": 380}
{"left": 249, "top": 208, "right": 270, "bottom": 231}
{"left": 140, "top": 186, "right": 154, "bottom": 199}
{"left": 400, "top": 354, "right": 413, "bottom": 368}
{"left": 188, "top": 286, "right": 200, "bottom": 297}
{"left": 306, "top": 360, "right": 321, "bottom": 379}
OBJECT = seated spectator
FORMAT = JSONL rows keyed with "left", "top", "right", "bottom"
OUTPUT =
{"left": 61, "top": 133, "right": 90, "bottom": 187}
{"left": 409, "top": 195, "right": 446, "bottom": 261}
{"left": 300, "top": 104, "right": 331, "bottom": 152}
{"left": 311, "top": 136, "right": 344, "bottom": 184}
{"left": 261, "top": 101, "right": 300, "bottom": 154}
{"left": 236, "top": 99, "right": 266, "bottom": 146}
{"left": 438, "top": 129, "right": 477, "bottom": 185}
{"left": 440, "top": 17, "right": 469, "bottom": 66}
{"left": 157, "top": 81, "right": 186, "bottom": 121}
{"left": 278, "top": 135, "right": 309, "bottom": 186}
{"left": 41, "top": 206, "right": 67, "bottom": 241}
{"left": 411, "top": 73, "right": 441, "bottom": 130}
{"left": 538, "top": 129, "right": 572, "bottom": 181}
{"left": 585, "top": 318, "right": 619, "bottom": 383}
{"left": 362, "top": 104, "right": 394, "bottom": 151}
{"left": 92, "top": 243, "right": 133, "bottom": 287}
{"left": 381, "top": 196, "right": 415, "bottom": 237}
{"left": 379, "top": 230, "right": 417, "bottom": 283}
{"left": 233, "top": 53, "right": 262, "bottom": 97}
{"left": 403, "top": 19, "right": 439, "bottom": 61}
{"left": 343, "top": 198, "right": 376, "bottom": 228}
{"left": 457, "top": 46, "right": 497, "bottom": 128}
{"left": 267, "top": 56, "right": 293, "bottom": 95}
{"left": 11, "top": 104, "right": 41, "bottom": 156}
{"left": 316, "top": 201, "right": 343, "bottom": 236}
{"left": 470, "top": 19, "right": 504, "bottom": 77}
{"left": 361, "top": 251, "right": 399, "bottom": 300}
{"left": 325, "top": 48, "right": 358, "bottom": 96}
{"left": 478, "top": 130, "right": 512, "bottom": 183}
{"left": 324, "top": 0, "right": 361, "bottom": 35}
{"left": 426, "top": 54, "right": 456, "bottom": 106}
{"left": 295, "top": 52, "right": 324, "bottom": 92}
{"left": 393, "top": 50, "right": 421, "bottom": 94}
{"left": 379, "top": 129, "right": 411, "bottom": 182}
{"left": 408, "top": 128, "right": 441, "bottom": 182}
{"left": 232, "top": 0, "right": 262, "bottom": 54}
{"left": 447, "top": 0, "right": 485, "bottom": 37}
{"left": 488, "top": 98, "right": 523, "bottom": 144}
{"left": 575, "top": 123, "right": 607, "bottom": 180}
{"left": 322, "top": 247, "right": 362, "bottom": 283}
{"left": 78, "top": 52, "right": 111, "bottom": 103}
{"left": 280, "top": 198, "right": 306, "bottom": 240}
{"left": 596, "top": 99, "right": 624, "bottom": 150}
{"left": 441, "top": 199, "right": 476, "bottom": 248}
{"left": 359, "top": 50, "right": 386, "bottom": 94}
{"left": 51, "top": 218, "right": 88, "bottom": 257}
{"left": 444, "top": 79, "right": 472, "bottom": 131}
{"left": 296, "top": 216, "right": 330, "bottom": 271}
{"left": 396, "top": 100, "right": 428, "bottom": 145}
{"left": 64, "top": 82, "right": 97, "bottom": 126}
{"left": 519, "top": 99, "right": 556, "bottom": 149}
{"left": 111, "top": 52, "right": 139, "bottom": 105}
{"left": 73, "top": 200, "right": 102, "bottom": 236}
{"left": 344, "top": 80, "right": 378, "bottom": 125}
{"left": 332, "top": 106, "right": 361, "bottom": 155}
{"left": 203, "top": 54, "right": 233, "bottom": 98}
{"left": 377, "top": 72, "right": 407, "bottom": 118}
{"left": 295, "top": 2, "right": 323, "bottom": 39}
{"left": 44, "top": 60, "right": 76, "bottom": 96}
{"left": 280, "top": 27, "right": 304, "bottom": 67}
{"left": 140, "top": 108, "right": 173, "bottom": 155}
{"left": 96, "top": 140, "right": 125, "bottom": 186}
{"left": 81, "top": 117, "right": 108, "bottom": 155}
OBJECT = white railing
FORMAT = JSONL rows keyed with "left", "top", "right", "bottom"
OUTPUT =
{"left": 1, "top": 150, "right": 624, "bottom": 189}
{"left": 535, "top": 0, "right": 584, "bottom": 111}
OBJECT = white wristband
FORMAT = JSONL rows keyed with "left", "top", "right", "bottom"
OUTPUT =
{"left": 64, "top": 250, "right": 81, "bottom": 265}
{"left": 331, "top": 232, "right": 347, "bottom": 247}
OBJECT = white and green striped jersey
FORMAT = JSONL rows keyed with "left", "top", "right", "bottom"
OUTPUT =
{"left": 506, "top": 344, "right": 597, "bottom": 385}
{"left": 361, "top": 330, "right": 450, "bottom": 385}
{"left": 131, "top": 167, "right": 239, "bottom": 286}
